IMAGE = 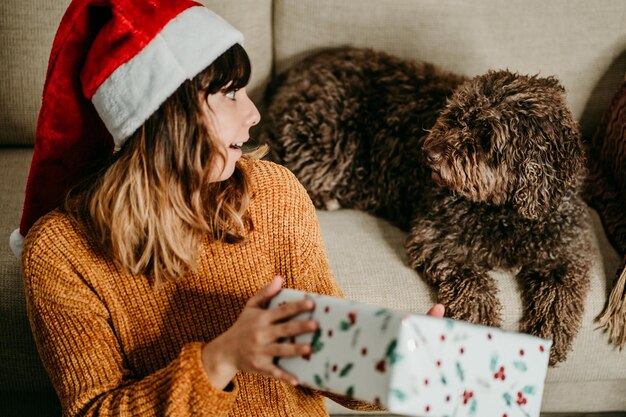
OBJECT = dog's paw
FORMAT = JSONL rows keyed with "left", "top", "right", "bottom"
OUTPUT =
{"left": 437, "top": 275, "right": 502, "bottom": 327}
{"left": 520, "top": 318, "right": 573, "bottom": 366}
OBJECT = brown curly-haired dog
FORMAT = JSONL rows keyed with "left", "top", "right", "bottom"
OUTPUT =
{"left": 261, "top": 48, "right": 592, "bottom": 365}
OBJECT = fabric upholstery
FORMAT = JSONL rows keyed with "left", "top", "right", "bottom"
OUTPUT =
{"left": 317, "top": 209, "right": 626, "bottom": 412}
{"left": 0, "top": 149, "right": 54, "bottom": 393}
{"left": 273, "top": 0, "right": 626, "bottom": 141}
{"left": 0, "top": 0, "right": 272, "bottom": 146}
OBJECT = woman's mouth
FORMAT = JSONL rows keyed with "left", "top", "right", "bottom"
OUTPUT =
{"left": 229, "top": 142, "right": 244, "bottom": 150}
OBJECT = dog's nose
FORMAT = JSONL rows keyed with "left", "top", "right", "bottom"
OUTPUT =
{"left": 423, "top": 147, "right": 444, "bottom": 165}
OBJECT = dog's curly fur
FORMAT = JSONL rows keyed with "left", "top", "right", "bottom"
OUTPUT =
{"left": 261, "top": 48, "right": 592, "bottom": 365}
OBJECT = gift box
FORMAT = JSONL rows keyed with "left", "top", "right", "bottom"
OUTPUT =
{"left": 270, "top": 289, "right": 552, "bottom": 417}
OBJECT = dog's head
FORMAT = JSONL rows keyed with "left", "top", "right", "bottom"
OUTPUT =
{"left": 422, "top": 70, "right": 585, "bottom": 219}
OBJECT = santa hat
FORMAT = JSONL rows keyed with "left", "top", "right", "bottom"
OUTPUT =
{"left": 10, "top": 0, "right": 243, "bottom": 257}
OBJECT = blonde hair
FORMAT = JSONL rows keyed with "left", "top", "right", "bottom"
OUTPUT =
{"left": 66, "top": 44, "right": 266, "bottom": 284}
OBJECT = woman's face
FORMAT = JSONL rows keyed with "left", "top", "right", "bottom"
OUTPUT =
{"left": 202, "top": 84, "right": 260, "bottom": 182}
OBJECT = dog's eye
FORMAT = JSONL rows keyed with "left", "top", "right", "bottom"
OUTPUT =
{"left": 480, "top": 134, "right": 491, "bottom": 151}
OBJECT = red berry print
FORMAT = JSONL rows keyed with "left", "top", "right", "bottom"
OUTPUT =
{"left": 462, "top": 390, "right": 474, "bottom": 405}
{"left": 327, "top": 329, "right": 333, "bottom": 337}
{"left": 459, "top": 347, "right": 465, "bottom": 355}
{"left": 436, "top": 360, "right": 442, "bottom": 367}
{"left": 494, "top": 366, "right": 506, "bottom": 381}
{"left": 424, "top": 378, "right": 429, "bottom": 386}
{"left": 324, "top": 306, "right": 330, "bottom": 313}
{"left": 348, "top": 312, "right": 357, "bottom": 325}
{"left": 440, "top": 334, "right": 446, "bottom": 341}
{"left": 487, "top": 333, "right": 493, "bottom": 340}
{"left": 361, "top": 347, "right": 368, "bottom": 356}
{"left": 519, "top": 349, "right": 525, "bottom": 356}
{"left": 516, "top": 392, "right": 528, "bottom": 406}
{"left": 503, "top": 414, "right": 508, "bottom": 417}
{"left": 375, "top": 359, "right": 386, "bottom": 373}
{"left": 445, "top": 395, "right": 451, "bottom": 402}
{"left": 425, "top": 405, "right": 431, "bottom": 412}
{"left": 539, "top": 345, "right": 545, "bottom": 352}
{"left": 332, "top": 364, "right": 338, "bottom": 372}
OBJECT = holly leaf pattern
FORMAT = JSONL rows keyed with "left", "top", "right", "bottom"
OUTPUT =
{"left": 346, "top": 385, "right": 354, "bottom": 399}
{"left": 339, "top": 363, "right": 354, "bottom": 377}
{"left": 503, "top": 392, "right": 512, "bottom": 407}
{"left": 389, "top": 351, "right": 403, "bottom": 365}
{"left": 456, "top": 362, "right": 465, "bottom": 382}
{"left": 381, "top": 314, "right": 392, "bottom": 332}
{"left": 311, "top": 328, "right": 324, "bottom": 353}
{"left": 340, "top": 321, "right": 351, "bottom": 331}
{"left": 445, "top": 318, "right": 455, "bottom": 330}
{"left": 522, "top": 385, "right": 536, "bottom": 395}
{"left": 469, "top": 398, "right": 477, "bottom": 415}
{"left": 513, "top": 361, "right": 528, "bottom": 372}
{"left": 490, "top": 354, "right": 499, "bottom": 372}
{"left": 314, "top": 374, "right": 324, "bottom": 388}
{"left": 391, "top": 388, "right": 407, "bottom": 401}
{"left": 385, "top": 338, "right": 397, "bottom": 358}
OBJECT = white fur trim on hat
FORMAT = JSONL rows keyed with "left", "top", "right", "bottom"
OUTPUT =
{"left": 10, "top": 228, "right": 24, "bottom": 259}
{"left": 91, "top": 6, "right": 244, "bottom": 148}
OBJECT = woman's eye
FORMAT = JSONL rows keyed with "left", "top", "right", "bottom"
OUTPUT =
{"left": 224, "top": 89, "right": 237, "bottom": 100}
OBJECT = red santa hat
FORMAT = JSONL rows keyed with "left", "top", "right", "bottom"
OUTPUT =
{"left": 10, "top": 0, "right": 243, "bottom": 257}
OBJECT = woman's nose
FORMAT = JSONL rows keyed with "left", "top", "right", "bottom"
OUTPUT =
{"left": 249, "top": 105, "right": 261, "bottom": 126}
{"left": 243, "top": 92, "right": 261, "bottom": 126}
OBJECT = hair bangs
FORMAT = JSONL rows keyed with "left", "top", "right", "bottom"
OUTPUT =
{"left": 203, "top": 43, "right": 251, "bottom": 94}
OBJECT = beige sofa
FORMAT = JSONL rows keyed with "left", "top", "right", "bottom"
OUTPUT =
{"left": 1, "top": 0, "right": 625, "bottom": 416}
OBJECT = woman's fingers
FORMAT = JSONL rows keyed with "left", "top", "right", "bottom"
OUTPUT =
{"left": 427, "top": 303, "right": 445, "bottom": 318}
{"left": 268, "top": 342, "right": 312, "bottom": 358}
{"left": 267, "top": 365, "right": 300, "bottom": 386}
{"left": 268, "top": 298, "right": 315, "bottom": 322}
{"left": 266, "top": 343, "right": 312, "bottom": 385}
{"left": 268, "top": 319, "right": 318, "bottom": 341}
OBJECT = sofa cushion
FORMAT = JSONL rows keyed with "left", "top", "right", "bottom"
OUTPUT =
{"left": 0, "top": 148, "right": 55, "bottom": 394}
{"left": 317, "top": 209, "right": 626, "bottom": 413}
{"left": 0, "top": 0, "right": 272, "bottom": 146}
{"left": 273, "top": 0, "right": 626, "bottom": 140}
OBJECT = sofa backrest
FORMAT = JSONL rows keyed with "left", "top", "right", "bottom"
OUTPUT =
{"left": 0, "top": 0, "right": 273, "bottom": 146}
{"left": 273, "top": 0, "right": 626, "bottom": 140}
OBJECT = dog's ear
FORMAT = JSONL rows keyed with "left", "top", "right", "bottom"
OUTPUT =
{"left": 513, "top": 109, "right": 585, "bottom": 220}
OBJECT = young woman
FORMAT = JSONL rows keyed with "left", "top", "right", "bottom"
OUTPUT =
{"left": 13, "top": 0, "right": 444, "bottom": 415}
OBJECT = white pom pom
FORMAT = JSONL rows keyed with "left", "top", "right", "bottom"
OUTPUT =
{"left": 9, "top": 228, "right": 24, "bottom": 259}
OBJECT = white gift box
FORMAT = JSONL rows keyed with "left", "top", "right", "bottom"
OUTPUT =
{"left": 270, "top": 289, "right": 552, "bottom": 417}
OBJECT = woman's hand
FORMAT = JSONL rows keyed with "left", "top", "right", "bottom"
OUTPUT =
{"left": 202, "top": 278, "right": 446, "bottom": 391}
{"left": 202, "top": 276, "right": 316, "bottom": 390}
{"left": 426, "top": 303, "right": 445, "bottom": 318}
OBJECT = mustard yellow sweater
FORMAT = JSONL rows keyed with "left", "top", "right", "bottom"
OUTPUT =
{"left": 23, "top": 159, "right": 379, "bottom": 416}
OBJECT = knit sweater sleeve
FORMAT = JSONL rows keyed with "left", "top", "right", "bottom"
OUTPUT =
{"left": 278, "top": 168, "right": 383, "bottom": 412}
{"left": 22, "top": 214, "right": 238, "bottom": 417}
